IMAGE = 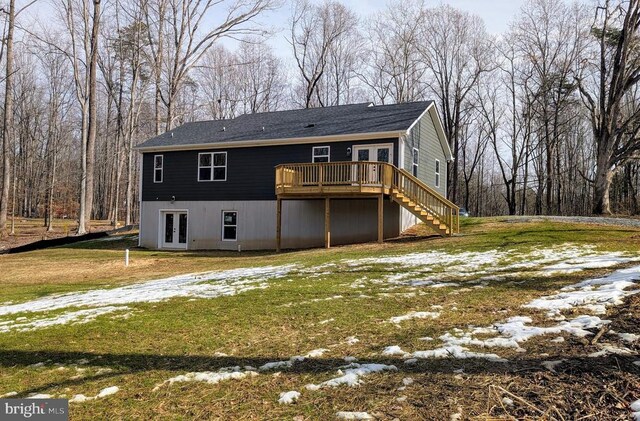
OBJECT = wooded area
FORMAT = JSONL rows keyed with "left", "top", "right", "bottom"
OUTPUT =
{"left": 0, "top": 0, "right": 638, "bottom": 236}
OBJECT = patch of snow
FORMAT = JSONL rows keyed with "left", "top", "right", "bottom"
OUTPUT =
{"left": 336, "top": 411, "right": 374, "bottom": 420}
{"left": 502, "top": 397, "right": 514, "bottom": 407}
{"left": 306, "top": 363, "right": 397, "bottom": 390}
{"left": 0, "top": 391, "right": 17, "bottom": 398}
{"left": 382, "top": 346, "right": 407, "bottom": 356}
{"left": 588, "top": 344, "right": 635, "bottom": 357}
{"left": 631, "top": 399, "right": 640, "bottom": 421}
{"left": 524, "top": 265, "right": 640, "bottom": 318}
{"left": 153, "top": 367, "right": 258, "bottom": 391}
{"left": 618, "top": 333, "right": 640, "bottom": 342}
{"left": 388, "top": 311, "right": 440, "bottom": 324}
{"left": 411, "top": 345, "right": 507, "bottom": 362}
{"left": 278, "top": 391, "right": 300, "bottom": 404}
{"left": 541, "top": 360, "right": 565, "bottom": 372}
{"left": 0, "top": 265, "right": 295, "bottom": 334}
{"left": 27, "top": 394, "right": 52, "bottom": 399}
{"left": 0, "top": 306, "right": 130, "bottom": 333}
{"left": 345, "top": 336, "right": 360, "bottom": 345}
{"left": 318, "top": 318, "right": 334, "bottom": 325}
{"left": 551, "top": 336, "right": 565, "bottom": 343}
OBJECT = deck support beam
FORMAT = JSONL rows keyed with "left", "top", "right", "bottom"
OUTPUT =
{"left": 324, "top": 197, "right": 331, "bottom": 249}
{"left": 276, "top": 197, "right": 282, "bottom": 252}
{"left": 378, "top": 194, "right": 384, "bottom": 244}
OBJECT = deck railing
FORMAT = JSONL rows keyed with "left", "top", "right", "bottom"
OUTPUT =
{"left": 275, "top": 161, "right": 459, "bottom": 235}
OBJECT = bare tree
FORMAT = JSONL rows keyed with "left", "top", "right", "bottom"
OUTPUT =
{"left": 577, "top": 0, "right": 640, "bottom": 214}
{"left": 417, "top": 4, "right": 494, "bottom": 204}
{"left": 0, "top": 0, "right": 15, "bottom": 235}
{"left": 290, "top": 0, "right": 357, "bottom": 108}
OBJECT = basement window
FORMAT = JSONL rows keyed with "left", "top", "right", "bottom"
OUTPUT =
{"left": 312, "top": 146, "right": 330, "bottom": 163}
{"left": 412, "top": 148, "right": 419, "bottom": 177}
{"left": 198, "top": 152, "right": 227, "bottom": 181}
{"left": 222, "top": 211, "right": 237, "bottom": 241}
{"left": 154, "top": 155, "right": 163, "bottom": 183}
{"left": 435, "top": 159, "right": 441, "bottom": 188}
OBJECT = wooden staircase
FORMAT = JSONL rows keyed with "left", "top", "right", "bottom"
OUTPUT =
{"left": 389, "top": 168, "right": 458, "bottom": 236}
{"left": 275, "top": 161, "right": 459, "bottom": 237}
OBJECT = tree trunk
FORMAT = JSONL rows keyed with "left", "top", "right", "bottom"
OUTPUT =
{"left": 84, "top": 0, "right": 101, "bottom": 232}
{"left": 0, "top": 0, "right": 15, "bottom": 235}
{"left": 593, "top": 156, "right": 613, "bottom": 215}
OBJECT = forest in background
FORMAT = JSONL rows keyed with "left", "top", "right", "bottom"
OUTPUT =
{"left": 0, "top": 0, "right": 638, "bottom": 235}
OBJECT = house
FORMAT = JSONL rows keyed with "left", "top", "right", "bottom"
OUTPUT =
{"left": 136, "top": 101, "right": 459, "bottom": 251}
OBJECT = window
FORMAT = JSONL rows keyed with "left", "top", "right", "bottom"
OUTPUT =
{"left": 312, "top": 146, "right": 330, "bottom": 163}
{"left": 154, "top": 155, "right": 163, "bottom": 183}
{"left": 412, "top": 148, "right": 419, "bottom": 177}
{"left": 435, "top": 159, "right": 441, "bottom": 188}
{"left": 222, "top": 211, "right": 237, "bottom": 241}
{"left": 198, "top": 152, "right": 227, "bottom": 181}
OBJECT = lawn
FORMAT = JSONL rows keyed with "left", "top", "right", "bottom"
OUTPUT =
{"left": 0, "top": 218, "right": 639, "bottom": 420}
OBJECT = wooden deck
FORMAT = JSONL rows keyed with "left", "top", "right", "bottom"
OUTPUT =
{"left": 274, "top": 161, "right": 459, "bottom": 251}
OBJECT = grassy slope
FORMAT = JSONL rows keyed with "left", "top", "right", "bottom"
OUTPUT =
{"left": 0, "top": 218, "right": 639, "bottom": 420}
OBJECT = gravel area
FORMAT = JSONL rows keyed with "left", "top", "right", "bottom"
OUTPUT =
{"left": 498, "top": 215, "right": 640, "bottom": 228}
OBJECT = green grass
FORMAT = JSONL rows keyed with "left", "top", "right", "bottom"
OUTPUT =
{"left": 0, "top": 219, "right": 639, "bottom": 419}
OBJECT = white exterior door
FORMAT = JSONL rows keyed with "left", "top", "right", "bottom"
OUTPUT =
{"left": 352, "top": 144, "right": 393, "bottom": 183}
{"left": 161, "top": 211, "right": 188, "bottom": 249}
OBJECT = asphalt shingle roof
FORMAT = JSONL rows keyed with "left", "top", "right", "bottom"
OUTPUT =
{"left": 137, "top": 101, "right": 434, "bottom": 150}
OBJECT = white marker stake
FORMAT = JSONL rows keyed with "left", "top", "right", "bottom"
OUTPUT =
{"left": 125, "top": 249, "right": 130, "bottom": 267}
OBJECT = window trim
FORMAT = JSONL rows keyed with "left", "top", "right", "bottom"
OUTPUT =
{"left": 412, "top": 148, "right": 419, "bottom": 177}
{"left": 153, "top": 155, "right": 163, "bottom": 183}
{"left": 435, "top": 159, "right": 441, "bottom": 188}
{"left": 221, "top": 210, "right": 238, "bottom": 242}
{"left": 312, "top": 146, "right": 330, "bottom": 163}
{"left": 198, "top": 152, "right": 227, "bottom": 182}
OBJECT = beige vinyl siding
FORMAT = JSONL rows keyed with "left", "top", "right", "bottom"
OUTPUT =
{"left": 404, "top": 110, "right": 448, "bottom": 198}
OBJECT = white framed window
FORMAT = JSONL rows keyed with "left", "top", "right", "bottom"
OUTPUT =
{"left": 198, "top": 152, "right": 227, "bottom": 181}
{"left": 435, "top": 159, "right": 441, "bottom": 188}
{"left": 312, "top": 146, "right": 330, "bottom": 163}
{"left": 222, "top": 211, "right": 237, "bottom": 241}
{"left": 154, "top": 155, "right": 163, "bottom": 183}
{"left": 412, "top": 148, "right": 419, "bottom": 177}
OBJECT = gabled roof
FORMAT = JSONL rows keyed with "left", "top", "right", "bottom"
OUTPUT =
{"left": 137, "top": 101, "right": 453, "bottom": 161}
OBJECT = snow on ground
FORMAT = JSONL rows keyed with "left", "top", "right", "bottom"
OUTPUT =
{"left": 153, "top": 367, "right": 258, "bottom": 391}
{"left": 0, "top": 265, "right": 296, "bottom": 333}
{"left": 305, "top": 363, "right": 397, "bottom": 390}
{"left": 69, "top": 386, "right": 120, "bottom": 403}
{"left": 336, "top": 411, "right": 374, "bottom": 420}
{"left": 388, "top": 311, "right": 440, "bottom": 324}
{"left": 0, "top": 306, "right": 131, "bottom": 333}
{"left": 278, "top": 391, "right": 300, "bottom": 404}
{"left": 631, "top": 400, "right": 640, "bottom": 421}
{"left": 258, "top": 348, "right": 328, "bottom": 371}
{"left": 524, "top": 265, "right": 640, "bottom": 317}
{"left": 346, "top": 244, "right": 638, "bottom": 290}
{"left": 386, "top": 263, "right": 640, "bottom": 362}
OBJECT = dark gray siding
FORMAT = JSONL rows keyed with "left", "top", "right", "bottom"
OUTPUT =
{"left": 404, "top": 112, "right": 448, "bottom": 198}
{"left": 142, "top": 138, "right": 399, "bottom": 202}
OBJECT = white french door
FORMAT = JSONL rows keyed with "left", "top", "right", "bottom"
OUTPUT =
{"left": 352, "top": 144, "right": 393, "bottom": 183}
{"left": 161, "top": 211, "right": 188, "bottom": 249}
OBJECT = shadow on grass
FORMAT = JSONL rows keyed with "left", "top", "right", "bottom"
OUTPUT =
{"left": 1, "top": 349, "right": 638, "bottom": 397}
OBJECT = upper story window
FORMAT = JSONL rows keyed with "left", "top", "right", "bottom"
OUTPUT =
{"left": 412, "top": 148, "right": 419, "bottom": 177}
{"left": 312, "top": 146, "right": 330, "bottom": 163}
{"left": 435, "top": 159, "right": 441, "bottom": 188}
{"left": 198, "top": 152, "right": 227, "bottom": 182}
{"left": 154, "top": 155, "right": 163, "bottom": 183}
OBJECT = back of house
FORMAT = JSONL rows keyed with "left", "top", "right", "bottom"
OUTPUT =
{"left": 136, "top": 101, "right": 457, "bottom": 251}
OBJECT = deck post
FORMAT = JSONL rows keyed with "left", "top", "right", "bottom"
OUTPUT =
{"left": 378, "top": 194, "right": 384, "bottom": 243}
{"left": 276, "top": 197, "right": 282, "bottom": 252}
{"left": 324, "top": 197, "right": 331, "bottom": 249}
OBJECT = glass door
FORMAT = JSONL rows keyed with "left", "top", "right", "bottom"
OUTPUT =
{"left": 162, "top": 211, "right": 188, "bottom": 249}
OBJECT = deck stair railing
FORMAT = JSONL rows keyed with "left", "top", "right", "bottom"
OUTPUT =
{"left": 275, "top": 161, "right": 459, "bottom": 236}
